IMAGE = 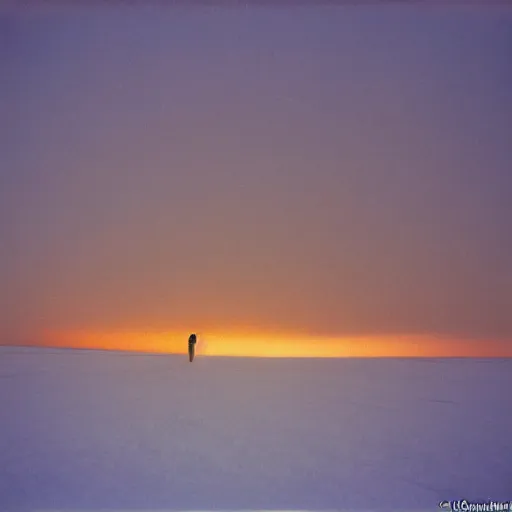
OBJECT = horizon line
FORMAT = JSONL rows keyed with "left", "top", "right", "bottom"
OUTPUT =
{"left": 1, "top": 343, "right": 511, "bottom": 359}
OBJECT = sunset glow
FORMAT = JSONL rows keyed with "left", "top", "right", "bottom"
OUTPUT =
{"left": 39, "top": 330, "right": 512, "bottom": 358}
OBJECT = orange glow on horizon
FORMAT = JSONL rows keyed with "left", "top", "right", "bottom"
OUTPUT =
{"left": 36, "top": 329, "right": 512, "bottom": 358}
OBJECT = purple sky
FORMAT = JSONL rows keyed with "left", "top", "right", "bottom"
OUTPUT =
{"left": 1, "top": 5, "right": 511, "bottom": 348}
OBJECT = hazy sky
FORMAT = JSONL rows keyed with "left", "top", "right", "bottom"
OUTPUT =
{"left": 2, "top": 5, "right": 511, "bottom": 352}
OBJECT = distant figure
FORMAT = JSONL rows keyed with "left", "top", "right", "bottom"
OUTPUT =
{"left": 188, "top": 333, "right": 197, "bottom": 362}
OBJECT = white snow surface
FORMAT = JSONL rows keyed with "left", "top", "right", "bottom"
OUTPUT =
{"left": 0, "top": 347, "right": 510, "bottom": 512}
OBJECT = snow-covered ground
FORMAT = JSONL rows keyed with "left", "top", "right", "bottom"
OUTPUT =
{"left": 0, "top": 346, "right": 510, "bottom": 512}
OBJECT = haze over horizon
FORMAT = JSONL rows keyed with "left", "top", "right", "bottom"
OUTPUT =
{"left": 2, "top": 4, "right": 511, "bottom": 356}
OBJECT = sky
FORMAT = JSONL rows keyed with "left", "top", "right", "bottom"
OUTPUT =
{"left": 1, "top": 3, "right": 511, "bottom": 356}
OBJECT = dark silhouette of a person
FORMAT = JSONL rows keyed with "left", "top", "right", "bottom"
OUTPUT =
{"left": 188, "top": 334, "right": 197, "bottom": 362}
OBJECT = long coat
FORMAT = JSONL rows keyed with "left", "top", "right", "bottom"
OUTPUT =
{"left": 188, "top": 334, "right": 197, "bottom": 362}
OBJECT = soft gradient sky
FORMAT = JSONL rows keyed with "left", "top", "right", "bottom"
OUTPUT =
{"left": 1, "top": 4, "right": 511, "bottom": 356}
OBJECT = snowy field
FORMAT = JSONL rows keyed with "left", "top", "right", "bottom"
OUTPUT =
{"left": 0, "top": 347, "right": 510, "bottom": 512}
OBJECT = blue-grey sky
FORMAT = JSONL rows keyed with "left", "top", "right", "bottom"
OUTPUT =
{"left": 1, "top": 5, "right": 511, "bottom": 352}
